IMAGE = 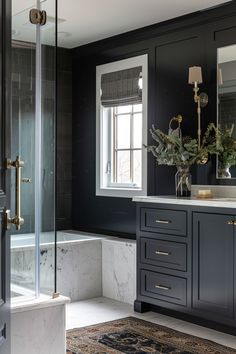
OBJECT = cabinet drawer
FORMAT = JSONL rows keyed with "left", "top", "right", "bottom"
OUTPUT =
{"left": 141, "top": 208, "right": 187, "bottom": 236}
{"left": 141, "top": 270, "right": 187, "bottom": 306}
{"left": 141, "top": 238, "right": 187, "bottom": 271}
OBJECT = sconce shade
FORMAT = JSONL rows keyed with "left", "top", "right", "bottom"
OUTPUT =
{"left": 188, "top": 66, "right": 203, "bottom": 84}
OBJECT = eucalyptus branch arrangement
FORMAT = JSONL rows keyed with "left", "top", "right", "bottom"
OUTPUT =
{"left": 145, "top": 124, "right": 215, "bottom": 168}
{"left": 214, "top": 124, "right": 236, "bottom": 166}
{"left": 200, "top": 122, "right": 236, "bottom": 166}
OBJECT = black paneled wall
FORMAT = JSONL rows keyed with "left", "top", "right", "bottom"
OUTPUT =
{"left": 56, "top": 47, "right": 73, "bottom": 230}
{"left": 72, "top": 2, "right": 236, "bottom": 238}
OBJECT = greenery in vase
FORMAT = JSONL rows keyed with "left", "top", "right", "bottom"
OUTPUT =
{"left": 210, "top": 123, "right": 236, "bottom": 167}
{"left": 145, "top": 124, "right": 215, "bottom": 168}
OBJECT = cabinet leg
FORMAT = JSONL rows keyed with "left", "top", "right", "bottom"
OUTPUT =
{"left": 134, "top": 300, "right": 150, "bottom": 313}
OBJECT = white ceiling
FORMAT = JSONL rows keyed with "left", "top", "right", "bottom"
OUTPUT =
{"left": 12, "top": 0, "right": 231, "bottom": 48}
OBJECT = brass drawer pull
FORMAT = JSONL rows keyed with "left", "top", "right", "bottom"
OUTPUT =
{"left": 155, "top": 219, "right": 171, "bottom": 224}
{"left": 227, "top": 221, "right": 236, "bottom": 225}
{"left": 155, "top": 250, "right": 170, "bottom": 256}
{"left": 155, "top": 284, "right": 171, "bottom": 291}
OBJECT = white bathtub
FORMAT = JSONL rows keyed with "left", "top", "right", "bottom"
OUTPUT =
{"left": 11, "top": 231, "right": 103, "bottom": 301}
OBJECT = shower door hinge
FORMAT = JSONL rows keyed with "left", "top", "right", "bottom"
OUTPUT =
{"left": 29, "top": 9, "right": 47, "bottom": 26}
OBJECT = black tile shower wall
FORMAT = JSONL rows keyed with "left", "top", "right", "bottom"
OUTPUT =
{"left": 11, "top": 46, "right": 36, "bottom": 234}
{"left": 72, "top": 2, "right": 236, "bottom": 238}
{"left": 56, "top": 47, "right": 73, "bottom": 230}
{"left": 11, "top": 44, "right": 72, "bottom": 233}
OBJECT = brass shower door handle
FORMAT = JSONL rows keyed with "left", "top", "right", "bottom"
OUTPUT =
{"left": 6, "top": 156, "right": 24, "bottom": 230}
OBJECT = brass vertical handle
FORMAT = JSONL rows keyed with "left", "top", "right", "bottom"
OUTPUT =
{"left": 6, "top": 156, "right": 24, "bottom": 230}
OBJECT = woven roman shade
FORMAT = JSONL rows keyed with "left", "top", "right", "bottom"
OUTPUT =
{"left": 101, "top": 66, "right": 142, "bottom": 107}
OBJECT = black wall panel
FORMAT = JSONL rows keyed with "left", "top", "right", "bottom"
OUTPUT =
{"left": 72, "top": 2, "right": 236, "bottom": 238}
{"left": 56, "top": 47, "right": 73, "bottom": 230}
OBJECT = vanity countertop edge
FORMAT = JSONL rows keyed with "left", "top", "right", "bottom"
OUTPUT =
{"left": 132, "top": 195, "right": 236, "bottom": 208}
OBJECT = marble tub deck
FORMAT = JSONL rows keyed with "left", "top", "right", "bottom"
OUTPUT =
{"left": 11, "top": 233, "right": 103, "bottom": 302}
{"left": 102, "top": 238, "right": 136, "bottom": 305}
{"left": 11, "top": 234, "right": 137, "bottom": 304}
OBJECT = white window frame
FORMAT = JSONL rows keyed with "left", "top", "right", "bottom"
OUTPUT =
{"left": 96, "top": 54, "right": 148, "bottom": 198}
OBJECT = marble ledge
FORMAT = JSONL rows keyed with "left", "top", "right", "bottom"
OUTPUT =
{"left": 102, "top": 237, "right": 136, "bottom": 245}
{"left": 132, "top": 195, "right": 236, "bottom": 208}
{"left": 11, "top": 294, "right": 70, "bottom": 314}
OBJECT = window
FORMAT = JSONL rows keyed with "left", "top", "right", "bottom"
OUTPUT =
{"left": 96, "top": 55, "right": 148, "bottom": 197}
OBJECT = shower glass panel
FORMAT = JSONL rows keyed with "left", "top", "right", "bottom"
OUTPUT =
{"left": 40, "top": 0, "right": 57, "bottom": 296}
{"left": 11, "top": 0, "right": 57, "bottom": 300}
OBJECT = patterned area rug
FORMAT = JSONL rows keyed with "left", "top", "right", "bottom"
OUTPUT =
{"left": 66, "top": 317, "right": 236, "bottom": 354}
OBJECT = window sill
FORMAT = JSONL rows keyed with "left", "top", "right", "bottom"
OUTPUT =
{"left": 96, "top": 187, "right": 147, "bottom": 198}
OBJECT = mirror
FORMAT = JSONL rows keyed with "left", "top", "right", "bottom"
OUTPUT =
{"left": 217, "top": 44, "right": 236, "bottom": 179}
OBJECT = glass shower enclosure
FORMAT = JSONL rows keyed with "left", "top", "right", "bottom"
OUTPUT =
{"left": 11, "top": 0, "right": 57, "bottom": 300}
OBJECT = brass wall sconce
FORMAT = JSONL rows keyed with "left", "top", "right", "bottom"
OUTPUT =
{"left": 188, "top": 66, "right": 208, "bottom": 149}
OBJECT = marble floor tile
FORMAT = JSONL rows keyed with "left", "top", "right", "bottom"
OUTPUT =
{"left": 66, "top": 297, "right": 236, "bottom": 349}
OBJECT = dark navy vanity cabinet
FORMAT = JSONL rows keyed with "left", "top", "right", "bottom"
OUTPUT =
{"left": 192, "top": 212, "right": 235, "bottom": 323}
{"left": 134, "top": 200, "right": 236, "bottom": 329}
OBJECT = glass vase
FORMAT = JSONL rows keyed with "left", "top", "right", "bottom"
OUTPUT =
{"left": 218, "top": 163, "right": 231, "bottom": 179}
{"left": 175, "top": 166, "right": 192, "bottom": 197}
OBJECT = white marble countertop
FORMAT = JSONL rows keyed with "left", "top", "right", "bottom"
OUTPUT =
{"left": 132, "top": 195, "right": 236, "bottom": 208}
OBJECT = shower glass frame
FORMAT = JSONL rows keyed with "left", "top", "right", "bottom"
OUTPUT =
{"left": 11, "top": 0, "right": 58, "bottom": 301}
